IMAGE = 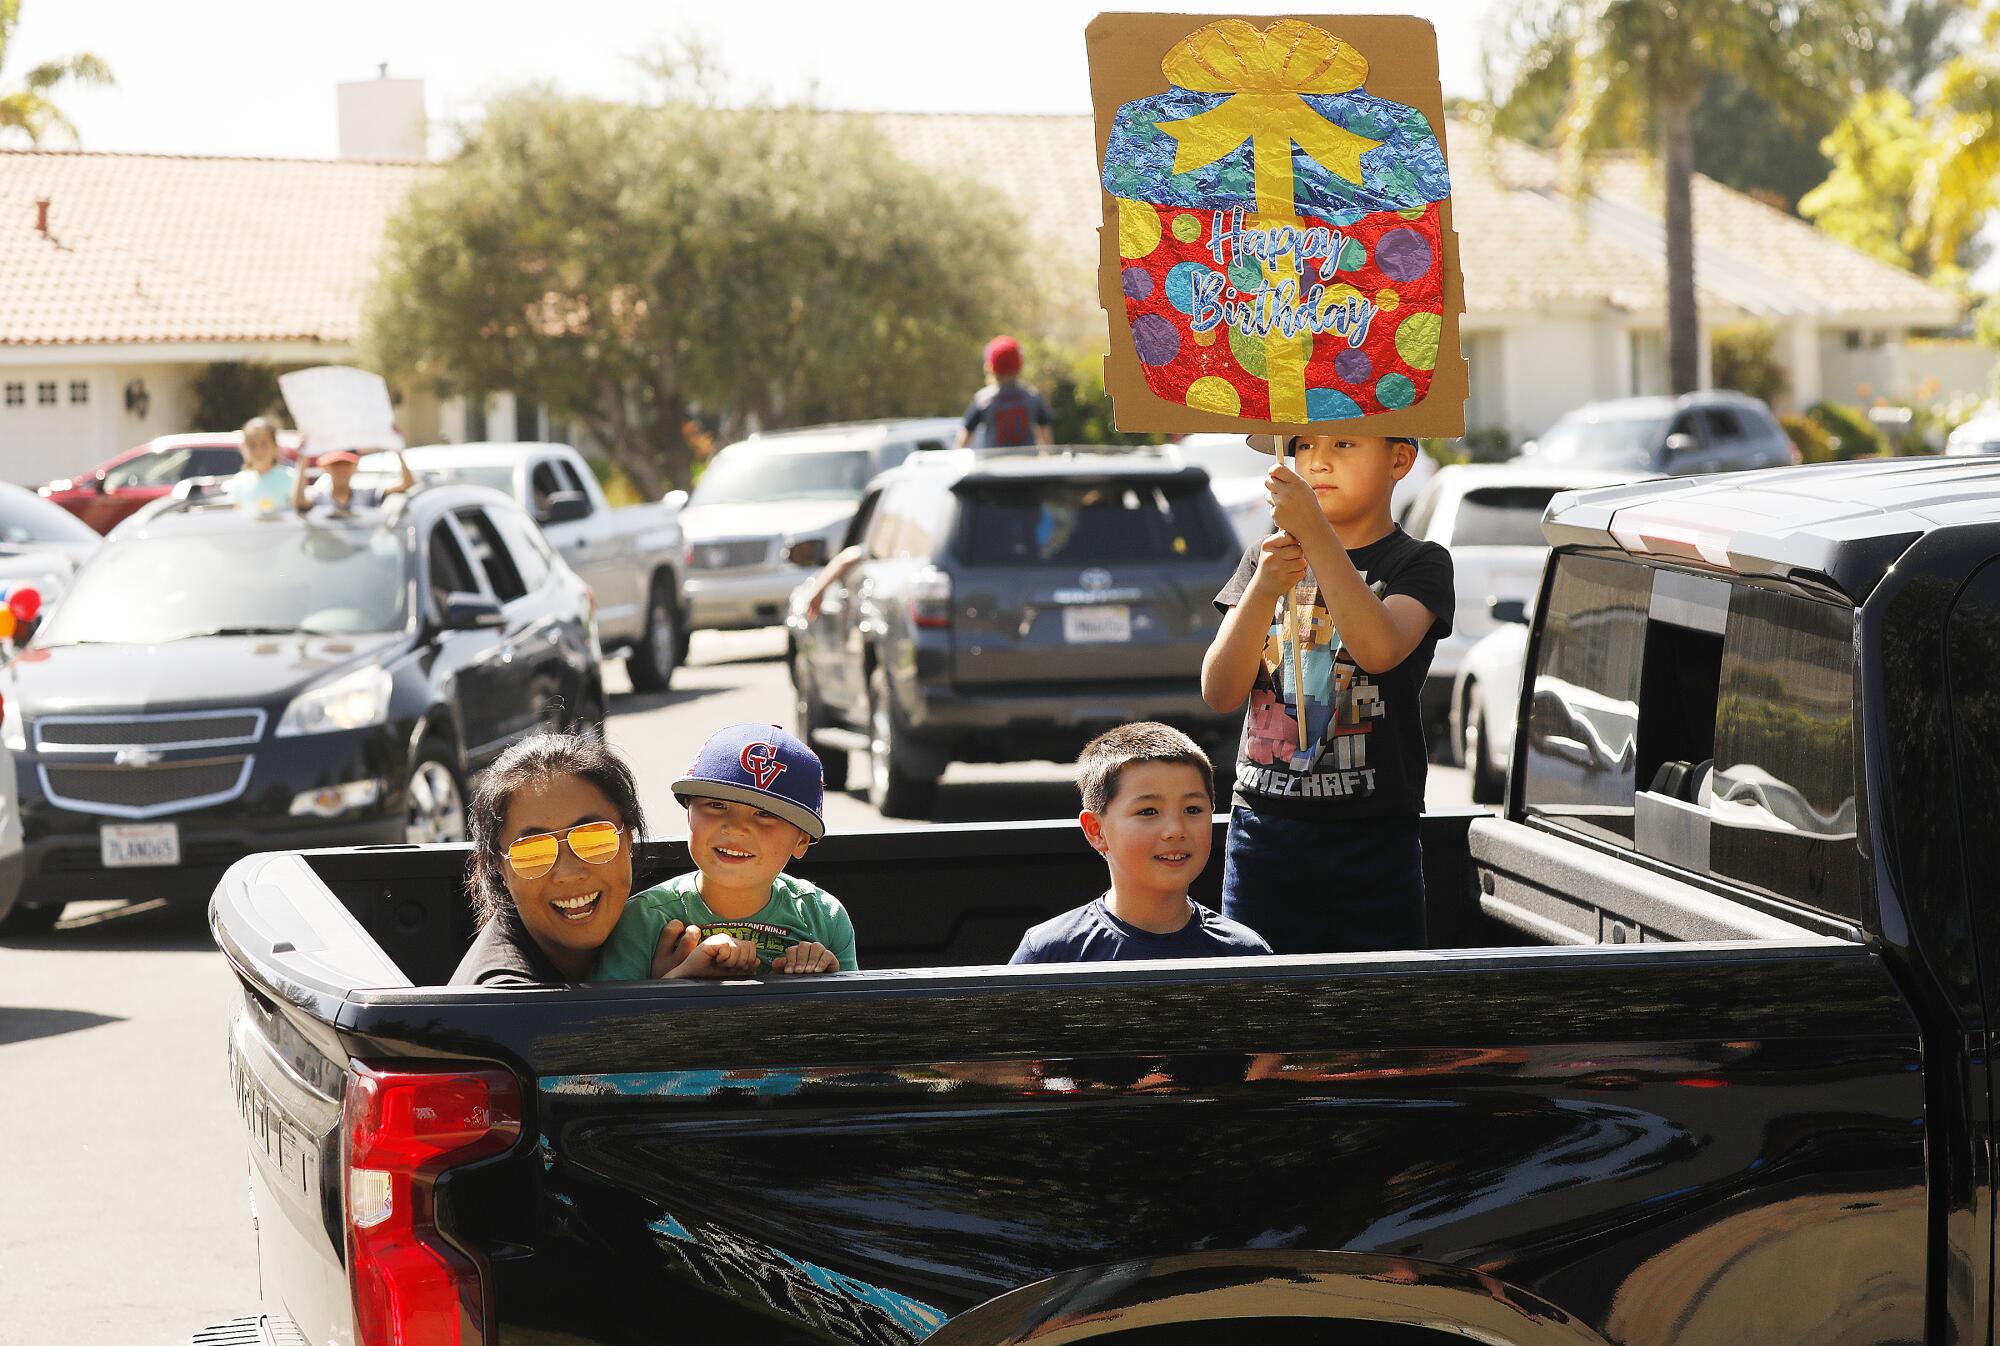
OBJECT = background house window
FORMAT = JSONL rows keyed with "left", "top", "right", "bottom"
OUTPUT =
{"left": 3, "top": 383, "right": 21, "bottom": 407}
{"left": 68, "top": 381, "right": 89, "bottom": 405}
{"left": 36, "top": 381, "right": 56, "bottom": 406}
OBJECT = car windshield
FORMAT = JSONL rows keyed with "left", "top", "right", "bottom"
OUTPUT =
{"left": 961, "top": 479, "right": 1225, "bottom": 566}
{"left": 36, "top": 522, "right": 409, "bottom": 645}
{"left": 692, "top": 449, "right": 874, "bottom": 505}
{"left": 1534, "top": 410, "right": 1666, "bottom": 464}
{"left": 1452, "top": 486, "right": 1566, "bottom": 547}
{"left": 0, "top": 484, "right": 99, "bottom": 546}
{"left": 401, "top": 461, "right": 516, "bottom": 495}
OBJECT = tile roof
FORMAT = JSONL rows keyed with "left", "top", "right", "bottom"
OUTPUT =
{"left": 0, "top": 150, "right": 424, "bottom": 346}
{"left": 0, "top": 116, "right": 1957, "bottom": 350}
{"left": 874, "top": 112, "right": 1960, "bottom": 329}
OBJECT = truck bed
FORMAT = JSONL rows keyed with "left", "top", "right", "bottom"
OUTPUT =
{"left": 214, "top": 812, "right": 1926, "bottom": 1346}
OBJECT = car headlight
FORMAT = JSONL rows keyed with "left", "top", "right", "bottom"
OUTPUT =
{"left": 1, "top": 702, "right": 23, "bottom": 752}
{"left": 277, "top": 665, "right": 393, "bottom": 737}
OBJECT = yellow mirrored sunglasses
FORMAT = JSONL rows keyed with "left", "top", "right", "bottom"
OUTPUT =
{"left": 505, "top": 820, "right": 625, "bottom": 878}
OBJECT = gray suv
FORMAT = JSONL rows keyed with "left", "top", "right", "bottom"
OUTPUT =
{"left": 786, "top": 447, "right": 1240, "bottom": 817}
{"left": 1519, "top": 391, "right": 1795, "bottom": 476}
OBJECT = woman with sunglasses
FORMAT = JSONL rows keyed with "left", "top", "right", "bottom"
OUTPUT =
{"left": 450, "top": 731, "right": 734, "bottom": 986}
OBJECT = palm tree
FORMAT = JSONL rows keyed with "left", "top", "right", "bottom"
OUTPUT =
{"left": 1495, "top": 0, "right": 1885, "bottom": 394}
{"left": 1909, "top": 4, "right": 1999, "bottom": 274}
{"left": 0, "top": 0, "right": 113, "bottom": 146}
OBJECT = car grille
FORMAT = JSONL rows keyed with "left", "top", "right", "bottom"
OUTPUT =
{"left": 690, "top": 538, "right": 773, "bottom": 571}
{"left": 35, "top": 711, "right": 264, "bottom": 750}
{"left": 41, "top": 757, "right": 252, "bottom": 816}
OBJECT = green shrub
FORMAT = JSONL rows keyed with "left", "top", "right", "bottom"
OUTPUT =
{"left": 1781, "top": 414, "right": 1836, "bottom": 463}
{"left": 1806, "top": 401, "right": 1890, "bottom": 459}
{"left": 188, "top": 361, "right": 288, "bottom": 433}
{"left": 1711, "top": 322, "right": 1787, "bottom": 407}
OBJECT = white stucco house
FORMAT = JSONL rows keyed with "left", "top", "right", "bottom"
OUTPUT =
{"left": 0, "top": 105, "right": 1980, "bottom": 488}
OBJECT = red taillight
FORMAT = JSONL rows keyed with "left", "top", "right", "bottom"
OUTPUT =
{"left": 909, "top": 565, "right": 953, "bottom": 630}
{"left": 344, "top": 1064, "right": 520, "bottom": 1346}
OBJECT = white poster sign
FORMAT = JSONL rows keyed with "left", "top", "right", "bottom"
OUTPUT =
{"left": 278, "top": 367, "right": 404, "bottom": 454}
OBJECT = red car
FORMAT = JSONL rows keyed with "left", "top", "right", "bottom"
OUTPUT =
{"left": 40, "top": 432, "right": 302, "bottom": 534}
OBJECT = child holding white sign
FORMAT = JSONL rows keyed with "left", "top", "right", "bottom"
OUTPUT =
{"left": 292, "top": 446, "right": 414, "bottom": 518}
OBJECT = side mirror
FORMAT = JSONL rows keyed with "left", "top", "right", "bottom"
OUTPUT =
{"left": 661, "top": 489, "right": 689, "bottom": 512}
{"left": 538, "top": 491, "right": 590, "bottom": 525}
{"left": 439, "top": 591, "right": 505, "bottom": 630}
{"left": 1489, "top": 597, "right": 1529, "bottom": 626}
{"left": 1664, "top": 432, "right": 1699, "bottom": 455}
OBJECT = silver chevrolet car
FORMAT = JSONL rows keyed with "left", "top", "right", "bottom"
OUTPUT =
{"left": 680, "top": 418, "right": 960, "bottom": 631}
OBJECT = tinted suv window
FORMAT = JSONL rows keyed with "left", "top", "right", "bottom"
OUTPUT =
{"left": 189, "top": 448, "right": 245, "bottom": 478}
{"left": 485, "top": 506, "right": 552, "bottom": 591}
{"left": 1451, "top": 486, "right": 1563, "bottom": 547}
{"left": 1701, "top": 408, "right": 1746, "bottom": 442}
{"left": 1522, "top": 554, "right": 1650, "bottom": 847}
{"left": 454, "top": 508, "right": 527, "bottom": 603}
{"left": 960, "top": 479, "right": 1223, "bottom": 567}
{"left": 428, "top": 524, "right": 479, "bottom": 612}
{"left": 1708, "top": 588, "right": 1860, "bottom": 919}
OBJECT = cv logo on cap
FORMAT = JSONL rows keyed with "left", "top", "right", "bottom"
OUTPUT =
{"left": 739, "top": 740, "right": 789, "bottom": 790}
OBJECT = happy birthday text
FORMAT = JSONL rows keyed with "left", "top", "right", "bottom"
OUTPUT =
{"left": 1189, "top": 209, "right": 1379, "bottom": 348}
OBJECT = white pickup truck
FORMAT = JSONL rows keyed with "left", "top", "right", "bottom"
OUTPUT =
{"left": 391, "top": 443, "right": 689, "bottom": 689}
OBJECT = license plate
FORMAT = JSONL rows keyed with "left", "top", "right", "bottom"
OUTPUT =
{"left": 100, "top": 822, "right": 180, "bottom": 868}
{"left": 1063, "top": 604, "right": 1132, "bottom": 643}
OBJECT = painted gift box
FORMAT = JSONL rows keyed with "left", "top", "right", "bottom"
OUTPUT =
{"left": 1099, "top": 19, "right": 1453, "bottom": 423}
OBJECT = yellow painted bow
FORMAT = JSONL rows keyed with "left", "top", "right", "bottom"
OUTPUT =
{"left": 1155, "top": 20, "right": 1383, "bottom": 421}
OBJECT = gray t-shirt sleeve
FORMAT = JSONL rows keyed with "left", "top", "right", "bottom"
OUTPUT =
{"left": 1214, "top": 541, "right": 1260, "bottom": 611}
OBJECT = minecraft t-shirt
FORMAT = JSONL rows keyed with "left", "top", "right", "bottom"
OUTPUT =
{"left": 1214, "top": 527, "right": 1453, "bottom": 820}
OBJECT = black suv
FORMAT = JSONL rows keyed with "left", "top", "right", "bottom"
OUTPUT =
{"left": 786, "top": 447, "right": 1239, "bottom": 816}
{"left": 0, "top": 484, "right": 601, "bottom": 933}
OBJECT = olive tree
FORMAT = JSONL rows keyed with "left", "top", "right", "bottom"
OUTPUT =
{"left": 368, "top": 85, "right": 1030, "bottom": 494}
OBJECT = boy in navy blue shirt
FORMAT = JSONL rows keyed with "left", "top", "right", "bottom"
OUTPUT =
{"left": 1010, "top": 723, "right": 1271, "bottom": 964}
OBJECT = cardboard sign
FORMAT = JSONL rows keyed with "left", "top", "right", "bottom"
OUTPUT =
{"left": 277, "top": 366, "right": 404, "bottom": 455}
{"left": 1089, "top": 13, "right": 1466, "bottom": 436}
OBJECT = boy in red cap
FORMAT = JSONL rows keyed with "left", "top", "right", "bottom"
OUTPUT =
{"left": 957, "top": 335, "right": 1055, "bottom": 449}
{"left": 292, "top": 445, "right": 415, "bottom": 518}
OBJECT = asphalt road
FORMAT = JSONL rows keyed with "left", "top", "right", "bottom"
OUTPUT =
{"left": 0, "top": 629, "right": 1473, "bottom": 1346}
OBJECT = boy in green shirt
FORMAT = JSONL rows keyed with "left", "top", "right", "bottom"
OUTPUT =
{"left": 594, "top": 723, "right": 856, "bottom": 980}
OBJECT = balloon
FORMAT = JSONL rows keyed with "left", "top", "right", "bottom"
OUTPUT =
{"left": 7, "top": 587, "right": 39, "bottom": 623}
{"left": 0, "top": 609, "right": 17, "bottom": 641}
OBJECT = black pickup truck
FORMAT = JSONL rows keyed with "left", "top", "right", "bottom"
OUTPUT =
{"left": 208, "top": 457, "right": 2000, "bottom": 1346}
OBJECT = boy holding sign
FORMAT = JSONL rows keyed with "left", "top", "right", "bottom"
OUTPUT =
{"left": 292, "top": 446, "right": 415, "bottom": 518}
{"left": 1199, "top": 433, "right": 1452, "bottom": 955}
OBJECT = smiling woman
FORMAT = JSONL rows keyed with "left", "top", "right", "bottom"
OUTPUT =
{"left": 453, "top": 732, "right": 652, "bottom": 986}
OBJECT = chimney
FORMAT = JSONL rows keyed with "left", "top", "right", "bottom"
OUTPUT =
{"left": 336, "top": 67, "right": 428, "bottom": 161}
{"left": 34, "top": 197, "right": 49, "bottom": 236}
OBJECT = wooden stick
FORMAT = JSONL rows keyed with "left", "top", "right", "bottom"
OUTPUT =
{"left": 1282, "top": 438, "right": 1309, "bottom": 753}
